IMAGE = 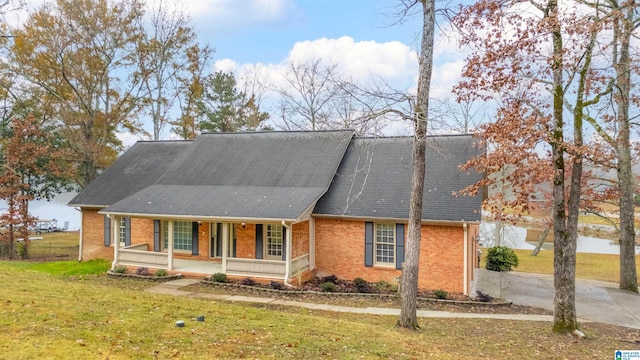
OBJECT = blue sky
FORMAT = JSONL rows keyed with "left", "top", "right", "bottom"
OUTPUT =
{"left": 190, "top": 0, "right": 424, "bottom": 65}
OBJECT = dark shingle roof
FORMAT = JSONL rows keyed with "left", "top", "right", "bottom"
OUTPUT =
{"left": 73, "top": 131, "right": 354, "bottom": 220}
{"left": 313, "top": 135, "right": 483, "bottom": 222}
{"left": 67, "top": 141, "right": 192, "bottom": 207}
{"left": 69, "top": 131, "right": 482, "bottom": 222}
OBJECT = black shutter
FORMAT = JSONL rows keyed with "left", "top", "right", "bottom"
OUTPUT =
{"left": 153, "top": 220, "right": 161, "bottom": 252}
{"left": 281, "top": 226, "right": 287, "bottom": 261}
{"left": 192, "top": 222, "right": 199, "bottom": 255}
{"left": 395, "top": 223, "right": 405, "bottom": 270}
{"left": 103, "top": 215, "right": 111, "bottom": 247}
{"left": 255, "top": 224, "right": 263, "bottom": 259}
{"left": 124, "top": 218, "right": 131, "bottom": 247}
{"left": 216, "top": 223, "right": 222, "bottom": 257}
{"left": 232, "top": 237, "right": 237, "bottom": 257}
{"left": 364, "top": 222, "right": 374, "bottom": 267}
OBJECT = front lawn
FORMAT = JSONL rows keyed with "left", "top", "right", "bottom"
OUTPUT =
{"left": 0, "top": 260, "right": 637, "bottom": 359}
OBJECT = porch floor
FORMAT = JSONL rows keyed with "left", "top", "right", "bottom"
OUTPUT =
{"left": 173, "top": 259, "right": 221, "bottom": 276}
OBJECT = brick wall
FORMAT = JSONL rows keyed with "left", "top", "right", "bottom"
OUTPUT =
{"left": 314, "top": 218, "right": 470, "bottom": 293}
{"left": 131, "top": 218, "right": 154, "bottom": 250}
{"left": 80, "top": 208, "right": 112, "bottom": 261}
{"left": 292, "top": 221, "right": 309, "bottom": 258}
{"left": 236, "top": 223, "right": 256, "bottom": 259}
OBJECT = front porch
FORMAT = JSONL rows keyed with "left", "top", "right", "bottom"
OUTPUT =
{"left": 110, "top": 217, "right": 314, "bottom": 281}
{"left": 116, "top": 244, "right": 310, "bottom": 279}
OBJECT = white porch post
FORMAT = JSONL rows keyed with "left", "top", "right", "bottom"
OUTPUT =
{"left": 282, "top": 221, "right": 292, "bottom": 284}
{"left": 168, "top": 220, "right": 174, "bottom": 270}
{"left": 221, "top": 223, "right": 229, "bottom": 273}
{"left": 111, "top": 215, "right": 120, "bottom": 269}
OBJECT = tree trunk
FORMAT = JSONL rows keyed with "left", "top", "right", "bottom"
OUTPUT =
{"left": 549, "top": 0, "right": 578, "bottom": 333}
{"left": 618, "top": 136, "right": 638, "bottom": 293}
{"left": 614, "top": 8, "right": 638, "bottom": 293}
{"left": 398, "top": 0, "right": 434, "bottom": 329}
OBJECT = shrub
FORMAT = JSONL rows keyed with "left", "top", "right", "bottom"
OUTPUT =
{"left": 15, "top": 242, "right": 29, "bottom": 259}
{"left": 353, "top": 277, "right": 371, "bottom": 293}
{"left": 433, "top": 289, "right": 448, "bottom": 300}
{"left": 112, "top": 265, "right": 127, "bottom": 274}
{"left": 155, "top": 269, "right": 167, "bottom": 277}
{"left": 353, "top": 277, "right": 367, "bottom": 286}
{"left": 211, "top": 272, "right": 227, "bottom": 283}
{"left": 134, "top": 267, "right": 150, "bottom": 276}
{"left": 270, "top": 281, "right": 284, "bottom": 290}
{"left": 485, "top": 246, "right": 519, "bottom": 272}
{"left": 374, "top": 280, "right": 391, "bottom": 292}
{"left": 240, "top": 277, "right": 257, "bottom": 286}
{"left": 321, "top": 281, "right": 336, "bottom": 292}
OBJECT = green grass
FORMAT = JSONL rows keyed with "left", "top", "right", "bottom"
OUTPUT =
{"left": 482, "top": 249, "right": 640, "bottom": 284}
{"left": 18, "top": 259, "right": 110, "bottom": 276}
{"left": 0, "top": 260, "right": 637, "bottom": 359}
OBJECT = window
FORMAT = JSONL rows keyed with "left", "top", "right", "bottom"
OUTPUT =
{"left": 119, "top": 218, "right": 127, "bottom": 245}
{"left": 265, "top": 224, "right": 283, "bottom": 258}
{"left": 163, "top": 221, "right": 192, "bottom": 251}
{"left": 375, "top": 223, "right": 395, "bottom": 265}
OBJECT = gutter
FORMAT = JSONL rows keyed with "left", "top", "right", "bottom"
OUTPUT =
{"left": 282, "top": 220, "right": 293, "bottom": 287}
{"left": 75, "top": 207, "right": 83, "bottom": 262}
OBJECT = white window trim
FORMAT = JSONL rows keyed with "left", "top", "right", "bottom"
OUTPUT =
{"left": 162, "top": 220, "right": 192, "bottom": 253}
{"left": 374, "top": 223, "right": 395, "bottom": 267}
{"left": 264, "top": 224, "right": 283, "bottom": 260}
{"left": 119, "top": 217, "right": 127, "bottom": 246}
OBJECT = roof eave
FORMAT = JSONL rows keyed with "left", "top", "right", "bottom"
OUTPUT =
{"left": 311, "top": 213, "right": 481, "bottom": 226}
{"left": 98, "top": 210, "right": 298, "bottom": 223}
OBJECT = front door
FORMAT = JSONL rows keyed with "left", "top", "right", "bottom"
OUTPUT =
{"left": 210, "top": 223, "right": 222, "bottom": 258}
{"left": 210, "top": 223, "right": 237, "bottom": 258}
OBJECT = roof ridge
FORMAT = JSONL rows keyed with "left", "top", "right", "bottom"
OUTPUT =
{"left": 199, "top": 130, "right": 355, "bottom": 135}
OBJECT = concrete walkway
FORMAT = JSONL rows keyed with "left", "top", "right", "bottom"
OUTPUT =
{"left": 472, "top": 269, "right": 640, "bottom": 329}
{"left": 146, "top": 278, "right": 554, "bottom": 323}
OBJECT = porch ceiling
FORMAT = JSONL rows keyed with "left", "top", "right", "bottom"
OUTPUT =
{"left": 102, "top": 184, "right": 325, "bottom": 220}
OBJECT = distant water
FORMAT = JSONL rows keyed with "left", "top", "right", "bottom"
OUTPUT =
{"left": 480, "top": 222, "right": 640, "bottom": 255}
{"left": 0, "top": 192, "right": 81, "bottom": 230}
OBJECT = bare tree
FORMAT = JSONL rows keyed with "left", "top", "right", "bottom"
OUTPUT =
{"left": 397, "top": 0, "right": 435, "bottom": 329}
{"left": 137, "top": 0, "right": 198, "bottom": 140}
{"left": 275, "top": 59, "right": 341, "bottom": 131}
{"left": 430, "top": 98, "right": 488, "bottom": 134}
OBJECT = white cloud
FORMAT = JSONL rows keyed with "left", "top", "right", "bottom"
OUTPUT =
{"left": 214, "top": 36, "right": 419, "bottom": 93}
{"left": 213, "top": 58, "right": 238, "bottom": 73}
{"left": 287, "top": 36, "right": 417, "bottom": 85}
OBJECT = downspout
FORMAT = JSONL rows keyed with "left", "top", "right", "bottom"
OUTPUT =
{"left": 463, "top": 223, "right": 469, "bottom": 295}
{"left": 282, "top": 220, "right": 293, "bottom": 287}
{"left": 76, "top": 207, "right": 83, "bottom": 262}
{"left": 110, "top": 215, "right": 119, "bottom": 270}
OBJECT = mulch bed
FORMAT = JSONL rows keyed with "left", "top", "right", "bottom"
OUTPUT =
{"left": 192, "top": 275, "right": 552, "bottom": 316}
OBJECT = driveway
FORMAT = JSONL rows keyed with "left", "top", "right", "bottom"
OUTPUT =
{"left": 472, "top": 269, "right": 640, "bottom": 329}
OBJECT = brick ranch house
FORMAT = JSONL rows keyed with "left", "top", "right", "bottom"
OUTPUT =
{"left": 68, "top": 130, "right": 483, "bottom": 294}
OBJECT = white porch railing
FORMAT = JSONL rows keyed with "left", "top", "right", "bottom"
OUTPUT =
{"left": 118, "top": 245, "right": 169, "bottom": 268}
{"left": 115, "top": 246, "right": 310, "bottom": 278}
{"left": 226, "top": 258, "right": 286, "bottom": 277}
